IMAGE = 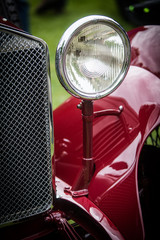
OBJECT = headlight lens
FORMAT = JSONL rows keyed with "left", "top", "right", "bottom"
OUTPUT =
{"left": 56, "top": 15, "right": 130, "bottom": 99}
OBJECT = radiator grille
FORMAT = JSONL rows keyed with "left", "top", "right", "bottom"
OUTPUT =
{"left": 0, "top": 29, "right": 53, "bottom": 225}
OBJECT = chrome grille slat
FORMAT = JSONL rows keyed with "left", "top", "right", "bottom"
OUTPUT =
{"left": 0, "top": 29, "right": 53, "bottom": 225}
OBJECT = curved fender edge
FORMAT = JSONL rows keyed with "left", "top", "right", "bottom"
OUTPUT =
{"left": 55, "top": 177, "right": 124, "bottom": 240}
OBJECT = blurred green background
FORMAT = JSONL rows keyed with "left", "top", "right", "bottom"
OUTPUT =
{"left": 29, "top": 0, "right": 133, "bottom": 109}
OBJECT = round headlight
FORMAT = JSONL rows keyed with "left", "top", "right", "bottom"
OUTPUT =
{"left": 56, "top": 15, "right": 130, "bottom": 100}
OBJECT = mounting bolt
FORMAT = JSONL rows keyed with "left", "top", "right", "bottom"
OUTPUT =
{"left": 119, "top": 105, "right": 123, "bottom": 112}
{"left": 77, "top": 102, "right": 82, "bottom": 110}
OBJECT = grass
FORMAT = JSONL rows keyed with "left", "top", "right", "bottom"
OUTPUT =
{"left": 29, "top": 0, "right": 133, "bottom": 109}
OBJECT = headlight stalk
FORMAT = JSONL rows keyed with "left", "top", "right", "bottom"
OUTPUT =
{"left": 72, "top": 100, "right": 94, "bottom": 192}
{"left": 57, "top": 15, "right": 131, "bottom": 196}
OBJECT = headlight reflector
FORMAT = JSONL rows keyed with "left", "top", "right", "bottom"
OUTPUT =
{"left": 56, "top": 15, "right": 130, "bottom": 99}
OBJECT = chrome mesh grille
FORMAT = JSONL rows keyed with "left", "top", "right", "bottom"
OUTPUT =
{"left": 0, "top": 29, "right": 53, "bottom": 225}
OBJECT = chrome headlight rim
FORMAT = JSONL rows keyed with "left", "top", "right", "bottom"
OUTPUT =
{"left": 56, "top": 15, "right": 131, "bottom": 100}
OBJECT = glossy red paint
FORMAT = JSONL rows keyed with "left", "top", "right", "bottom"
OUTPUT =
{"left": 56, "top": 177, "right": 124, "bottom": 240}
{"left": 53, "top": 25, "right": 160, "bottom": 239}
{"left": 128, "top": 25, "right": 160, "bottom": 78}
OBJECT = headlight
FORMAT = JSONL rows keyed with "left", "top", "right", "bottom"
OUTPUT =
{"left": 56, "top": 15, "right": 130, "bottom": 100}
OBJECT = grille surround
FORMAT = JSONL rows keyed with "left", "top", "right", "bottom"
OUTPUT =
{"left": 0, "top": 27, "right": 53, "bottom": 226}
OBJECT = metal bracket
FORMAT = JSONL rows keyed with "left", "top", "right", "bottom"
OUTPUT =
{"left": 45, "top": 210, "right": 82, "bottom": 239}
{"left": 94, "top": 105, "right": 123, "bottom": 118}
{"left": 64, "top": 186, "right": 89, "bottom": 197}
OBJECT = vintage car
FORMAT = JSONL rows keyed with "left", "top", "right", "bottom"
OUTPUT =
{"left": 0, "top": 15, "right": 160, "bottom": 240}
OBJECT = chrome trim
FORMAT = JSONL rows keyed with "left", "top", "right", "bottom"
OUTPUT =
{"left": 56, "top": 15, "right": 131, "bottom": 100}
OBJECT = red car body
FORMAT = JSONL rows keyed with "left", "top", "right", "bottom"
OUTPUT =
{"left": 54, "top": 25, "right": 160, "bottom": 240}
{"left": 0, "top": 17, "right": 160, "bottom": 239}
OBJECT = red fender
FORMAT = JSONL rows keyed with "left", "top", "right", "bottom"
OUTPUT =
{"left": 53, "top": 25, "right": 160, "bottom": 239}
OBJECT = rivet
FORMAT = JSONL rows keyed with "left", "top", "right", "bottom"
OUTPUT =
{"left": 119, "top": 105, "right": 123, "bottom": 111}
